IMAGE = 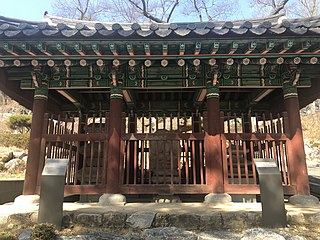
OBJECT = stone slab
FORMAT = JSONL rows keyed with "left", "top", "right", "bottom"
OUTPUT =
{"left": 126, "top": 211, "right": 156, "bottom": 229}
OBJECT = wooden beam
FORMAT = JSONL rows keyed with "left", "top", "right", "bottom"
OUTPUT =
{"left": 162, "top": 43, "right": 168, "bottom": 56}
{"left": 245, "top": 41, "right": 257, "bottom": 54}
{"left": 56, "top": 90, "right": 83, "bottom": 109}
{"left": 144, "top": 43, "right": 150, "bottom": 56}
{"left": 261, "top": 41, "right": 274, "bottom": 54}
{"left": 36, "top": 43, "right": 52, "bottom": 56}
{"left": 21, "top": 43, "right": 37, "bottom": 56}
{"left": 109, "top": 43, "right": 118, "bottom": 56}
{"left": 296, "top": 41, "right": 311, "bottom": 54}
{"left": 195, "top": 42, "right": 201, "bottom": 55}
{"left": 229, "top": 42, "right": 238, "bottom": 54}
{"left": 92, "top": 44, "right": 102, "bottom": 56}
{"left": 74, "top": 43, "right": 85, "bottom": 56}
{"left": 211, "top": 42, "right": 219, "bottom": 54}
{"left": 56, "top": 43, "right": 69, "bottom": 56}
{"left": 251, "top": 89, "right": 274, "bottom": 103}
{"left": 3, "top": 43, "right": 19, "bottom": 56}
{"left": 279, "top": 40, "right": 293, "bottom": 54}
{"left": 179, "top": 43, "right": 185, "bottom": 55}
{"left": 126, "top": 43, "right": 134, "bottom": 56}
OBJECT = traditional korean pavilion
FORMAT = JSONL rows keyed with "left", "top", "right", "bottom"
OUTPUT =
{"left": 0, "top": 13, "right": 318, "bottom": 198}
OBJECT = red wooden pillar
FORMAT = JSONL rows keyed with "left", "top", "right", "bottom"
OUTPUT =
{"left": 23, "top": 83, "right": 48, "bottom": 195}
{"left": 205, "top": 86, "right": 224, "bottom": 193}
{"left": 106, "top": 86, "right": 123, "bottom": 193}
{"left": 283, "top": 84, "right": 310, "bottom": 195}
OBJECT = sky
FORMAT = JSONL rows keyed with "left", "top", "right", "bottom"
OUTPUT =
{"left": 0, "top": 0, "right": 251, "bottom": 22}
{"left": 0, "top": 0, "right": 52, "bottom": 21}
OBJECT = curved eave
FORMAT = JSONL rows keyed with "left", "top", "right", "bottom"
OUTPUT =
{"left": 0, "top": 14, "right": 320, "bottom": 40}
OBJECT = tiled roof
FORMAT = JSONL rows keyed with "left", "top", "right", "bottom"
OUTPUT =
{"left": 0, "top": 13, "right": 319, "bottom": 39}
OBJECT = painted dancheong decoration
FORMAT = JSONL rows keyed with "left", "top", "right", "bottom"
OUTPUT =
{"left": 0, "top": 12, "right": 317, "bottom": 196}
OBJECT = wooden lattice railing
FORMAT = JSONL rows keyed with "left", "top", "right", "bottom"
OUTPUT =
{"left": 36, "top": 111, "right": 296, "bottom": 195}
{"left": 38, "top": 113, "right": 109, "bottom": 194}
{"left": 221, "top": 112, "right": 295, "bottom": 194}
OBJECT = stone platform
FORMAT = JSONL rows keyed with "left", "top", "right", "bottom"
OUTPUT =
{"left": 1, "top": 200, "right": 319, "bottom": 231}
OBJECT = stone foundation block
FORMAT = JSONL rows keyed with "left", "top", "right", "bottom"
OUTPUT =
{"left": 152, "top": 213, "right": 171, "bottom": 228}
{"left": 204, "top": 193, "right": 232, "bottom": 204}
{"left": 199, "top": 212, "right": 223, "bottom": 231}
{"left": 98, "top": 194, "right": 126, "bottom": 206}
{"left": 287, "top": 212, "right": 305, "bottom": 225}
{"left": 221, "top": 212, "right": 249, "bottom": 229}
{"left": 289, "top": 195, "right": 319, "bottom": 207}
{"left": 169, "top": 214, "right": 200, "bottom": 230}
{"left": 76, "top": 213, "right": 102, "bottom": 227}
{"left": 14, "top": 195, "right": 40, "bottom": 205}
{"left": 103, "top": 212, "right": 127, "bottom": 228}
{"left": 126, "top": 211, "right": 155, "bottom": 229}
{"left": 62, "top": 213, "right": 74, "bottom": 227}
{"left": 246, "top": 212, "right": 262, "bottom": 227}
{"left": 8, "top": 213, "right": 32, "bottom": 225}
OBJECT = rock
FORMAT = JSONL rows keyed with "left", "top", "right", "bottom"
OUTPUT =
{"left": 308, "top": 213, "right": 320, "bottom": 224}
{"left": 103, "top": 212, "right": 127, "bottom": 228}
{"left": 30, "top": 212, "right": 38, "bottom": 223}
{"left": 221, "top": 212, "right": 249, "bottom": 229}
{"left": 152, "top": 213, "right": 171, "bottom": 228}
{"left": 282, "top": 235, "right": 307, "bottom": 240}
{"left": 76, "top": 213, "right": 103, "bottom": 227}
{"left": 98, "top": 194, "right": 126, "bottom": 206}
{"left": 4, "top": 158, "right": 26, "bottom": 173}
{"left": 167, "top": 214, "right": 200, "bottom": 230}
{"left": 18, "top": 229, "right": 32, "bottom": 240}
{"left": 126, "top": 211, "right": 155, "bottom": 229}
{"left": 152, "top": 213, "right": 200, "bottom": 230}
{"left": 287, "top": 212, "right": 305, "bottom": 224}
{"left": 289, "top": 195, "right": 319, "bottom": 207}
{"left": 241, "top": 228, "right": 285, "bottom": 240}
{"left": 246, "top": 212, "right": 262, "bottom": 227}
{"left": 204, "top": 193, "right": 232, "bottom": 204}
{"left": 57, "top": 232, "right": 141, "bottom": 240}
{"left": 143, "top": 227, "right": 197, "bottom": 240}
{"left": 14, "top": 195, "right": 40, "bottom": 205}
{"left": 199, "top": 212, "right": 223, "bottom": 231}
{"left": 8, "top": 213, "right": 32, "bottom": 225}
{"left": 198, "top": 231, "right": 240, "bottom": 240}
{"left": 62, "top": 213, "right": 74, "bottom": 227}
{"left": 0, "top": 214, "right": 8, "bottom": 225}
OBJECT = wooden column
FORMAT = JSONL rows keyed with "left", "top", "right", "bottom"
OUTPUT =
{"left": 23, "top": 83, "right": 48, "bottom": 195}
{"left": 128, "top": 114, "right": 136, "bottom": 184}
{"left": 106, "top": 86, "right": 123, "bottom": 193}
{"left": 283, "top": 84, "right": 310, "bottom": 195}
{"left": 205, "top": 86, "right": 224, "bottom": 193}
{"left": 192, "top": 114, "right": 201, "bottom": 184}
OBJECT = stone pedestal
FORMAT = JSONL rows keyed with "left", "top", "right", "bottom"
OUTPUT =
{"left": 204, "top": 193, "right": 232, "bottom": 204}
{"left": 289, "top": 194, "right": 319, "bottom": 206}
{"left": 14, "top": 195, "right": 40, "bottom": 205}
{"left": 98, "top": 194, "right": 126, "bottom": 206}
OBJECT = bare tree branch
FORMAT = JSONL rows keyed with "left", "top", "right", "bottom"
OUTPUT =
{"left": 166, "top": 0, "right": 179, "bottom": 22}
{"left": 201, "top": 0, "right": 213, "bottom": 21}
{"left": 193, "top": 0, "right": 203, "bottom": 22}
{"left": 128, "top": 0, "right": 165, "bottom": 22}
{"left": 269, "top": 0, "right": 289, "bottom": 15}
